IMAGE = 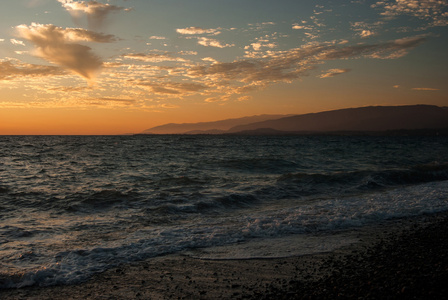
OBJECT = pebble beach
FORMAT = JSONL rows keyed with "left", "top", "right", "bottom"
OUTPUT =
{"left": 2, "top": 212, "right": 447, "bottom": 299}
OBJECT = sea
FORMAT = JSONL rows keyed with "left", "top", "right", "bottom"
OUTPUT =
{"left": 1, "top": 135, "right": 448, "bottom": 288}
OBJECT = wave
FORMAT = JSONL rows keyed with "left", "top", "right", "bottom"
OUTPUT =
{"left": 147, "top": 193, "right": 259, "bottom": 216}
{"left": 196, "top": 193, "right": 259, "bottom": 211}
{"left": 0, "top": 186, "right": 9, "bottom": 193}
{"left": 1, "top": 136, "right": 448, "bottom": 289}
{"left": 2, "top": 179, "right": 447, "bottom": 289}
{"left": 0, "top": 226, "right": 37, "bottom": 239}
{"left": 276, "top": 162, "right": 448, "bottom": 196}
{"left": 65, "top": 189, "right": 138, "bottom": 212}
{"left": 217, "top": 158, "right": 299, "bottom": 173}
{"left": 157, "top": 176, "right": 207, "bottom": 186}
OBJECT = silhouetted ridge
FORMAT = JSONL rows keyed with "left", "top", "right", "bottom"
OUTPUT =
{"left": 228, "top": 105, "right": 448, "bottom": 133}
{"left": 140, "top": 105, "right": 448, "bottom": 135}
{"left": 142, "top": 114, "right": 291, "bottom": 134}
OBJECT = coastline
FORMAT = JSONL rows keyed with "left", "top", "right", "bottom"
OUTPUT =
{"left": 2, "top": 212, "right": 448, "bottom": 299}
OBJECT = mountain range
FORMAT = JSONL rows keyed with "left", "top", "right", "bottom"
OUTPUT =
{"left": 141, "top": 114, "right": 291, "bottom": 134}
{"left": 141, "top": 105, "right": 448, "bottom": 135}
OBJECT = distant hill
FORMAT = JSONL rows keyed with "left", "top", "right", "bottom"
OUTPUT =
{"left": 142, "top": 114, "right": 290, "bottom": 134}
{"left": 227, "top": 105, "right": 448, "bottom": 133}
{"left": 140, "top": 105, "right": 448, "bottom": 135}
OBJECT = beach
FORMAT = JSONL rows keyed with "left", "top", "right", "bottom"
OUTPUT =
{"left": 2, "top": 212, "right": 447, "bottom": 299}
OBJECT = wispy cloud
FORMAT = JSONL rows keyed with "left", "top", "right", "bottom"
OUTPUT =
{"left": 5, "top": 1, "right": 439, "bottom": 110}
{"left": 291, "top": 15, "right": 324, "bottom": 41}
{"left": 58, "top": 0, "right": 131, "bottom": 29}
{"left": 149, "top": 36, "right": 166, "bottom": 40}
{"left": 179, "top": 50, "right": 198, "bottom": 56}
{"left": 351, "top": 21, "right": 383, "bottom": 38}
{"left": 10, "top": 39, "right": 26, "bottom": 46}
{"left": 320, "top": 36, "right": 426, "bottom": 60}
{"left": 360, "top": 30, "right": 376, "bottom": 38}
{"left": 122, "top": 53, "right": 187, "bottom": 63}
{"left": 0, "top": 59, "right": 65, "bottom": 80}
{"left": 16, "top": 23, "right": 118, "bottom": 80}
{"left": 248, "top": 41, "right": 277, "bottom": 51}
{"left": 412, "top": 87, "right": 440, "bottom": 91}
{"left": 91, "top": 97, "right": 137, "bottom": 106}
{"left": 319, "top": 68, "right": 351, "bottom": 78}
{"left": 188, "top": 37, "right": 425, "bottom": 86}
{"left": 372, "top": 0, "right": 448, "bottom": 28}
{"left": 47, "top": 86, "right": 94, "bottom": 93}
{"left": 292, "top": 24, "right": 314, "bottom": 30}
{"left": 196, "top": 37, "right": 234, "bottom": 48}
{"left": 176, "top": 26, "right": 221, "bottom": 35}
{"left": 135, "top": 81, "right": 208, "bottom": 95}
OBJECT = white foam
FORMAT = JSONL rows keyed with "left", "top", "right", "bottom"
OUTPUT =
{"left": 2, "top": 180, "right": 447, "bottom": 288}
{"left": 184, "top": 232, "right": 359, "bottom": 260}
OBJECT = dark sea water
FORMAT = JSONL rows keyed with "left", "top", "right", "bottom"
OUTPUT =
{"left": 1, "top": 135, "right": 448, "bottom": 288}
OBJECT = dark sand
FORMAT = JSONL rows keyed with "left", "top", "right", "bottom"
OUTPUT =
{"left": 2, "top": 212, "right": 448, "bottom": 299}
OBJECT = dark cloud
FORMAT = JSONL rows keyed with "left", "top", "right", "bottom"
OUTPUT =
{"left": 0, "top": 60, "right": 65, "bottom": 80}
{"left": 16, "top": 23, "right": 118, "bottom": 80}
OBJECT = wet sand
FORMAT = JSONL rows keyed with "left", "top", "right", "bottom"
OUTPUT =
{"left": 2, "top": 212, "right": 448, "bottom": 299}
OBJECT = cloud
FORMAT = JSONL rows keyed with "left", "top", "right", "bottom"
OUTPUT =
{"left": 319, "top": 68, "right": 351, "bottom": 78}
{"left": 319, "top": 36, "right": 426, "bottom": 60}
{"left": 122, "top": 53, "right": 187, "bottom": 62}
{"left": 359, "top": 30, "right": 376, "bottom": 38}
{"left": 188, "top": 36, "right": 426, "bottom": 85}
{"left": 149, "top": 36, "right": 166, "bottom": 40}
{"left": 47, "top": 86, "right": 93, "bottom": 92}
{"left": 292, "top": 25, "right": 314, "bottom": 30}
{"left": 179, "top": 51, "right": 198, "bottom": 56}
{"left": 188, "top": 55, "right": 309, "bottom": 84}
{"left": 202, "top": 57, "right": 218, "bottom": 63}
{"left": 250, "top": 42, "right": 277, "bottom": 51}
{"left": 351, "top": 21, "right": 382, "bottom": 38}
{"left": 372, "top": 0, "right": 448, "bottom": 27}
{"left": 0, "top": 60, "right": 65, "bottom": 80}
{"left": 248, "top": 22, "right": 277, "bottom": 31}
{"left": 197, "top": 37, "right": 234, "bottom": 48}
{"left": 412, "top": 87, "right": 440, "bottom": 91}
{"left": 204, "top": 95, "right": 231, "bottom": 103}
{"left": 16, "top": 23, "right": 118, "bottom": 43}
{"left": 93, "top": 97, "right": 136, "bottom": 105}
{"left": 176, "top": 26, "right": 221, "bottom": 35}
{"left": 16, "top": 23, "right": 117, "bottom": 80}
{"left": 238, "top": 95, "right": 252, "bottom": 102}
{"left": 10, "top": 39, "right": 26, "bottom": 46}
{"left": 58, "top": 0, "right": 131, "bottom": 29}
{"left": 136, "top": 81, "right": 208, "bottom": 95}
{"left": 96, "top": 35, "right": 426, "bottom": 102}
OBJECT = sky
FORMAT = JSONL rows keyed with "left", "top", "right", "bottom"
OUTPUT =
{"left": 0, "top": 0, "right": 447, "bottom": 135}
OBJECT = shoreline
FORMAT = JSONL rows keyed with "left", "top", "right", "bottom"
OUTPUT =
{"left": 2, "top": 212, "right": 448, "bottom": 299}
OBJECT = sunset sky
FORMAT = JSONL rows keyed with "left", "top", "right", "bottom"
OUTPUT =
{"left": 1, "top": 0, "right": 447, "bottom": 134}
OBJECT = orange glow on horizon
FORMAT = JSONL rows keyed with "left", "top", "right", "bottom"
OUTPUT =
{"left": 1, "top": 1, "right": 447, "bottom": 135}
